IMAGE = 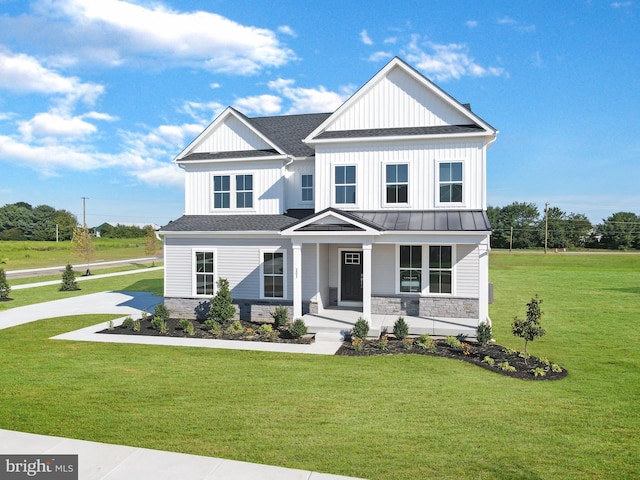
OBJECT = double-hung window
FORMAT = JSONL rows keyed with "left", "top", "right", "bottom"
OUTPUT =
{"left": 335, "top": 165, "right": 356, "bottom": 204}
{"left": 399, "top": 245, "right": 422, "bottom": 293}
{"left": 236, "top": 174, "right": 253, "bottom": 208}
{"left": 429, "top": 246, "right": 452, "bottom": 294}
{"left": 439, "top": 162, "right": 463, "bottom": 203}
{"left": 213, "top": 175, "right": 230, "bottom": 209}
{"left": 301, "top": 174, "right": 314, "bottom": 202}
{"left": 386, "top": 164, "right": 408, "bottom": 204}
{"left": 262, "top": 251, "right": 285, "bottom": 299}
{"left": 194, "top": 250, "right": 215, "bottom": 296}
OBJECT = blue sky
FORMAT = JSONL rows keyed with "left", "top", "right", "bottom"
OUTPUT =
{"left": 0, "top": 0, "right": 638, "bottom": 227}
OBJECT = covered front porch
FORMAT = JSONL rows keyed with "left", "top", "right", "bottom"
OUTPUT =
{"left": 302, "top": 307, "right": 479, "bottom": 342}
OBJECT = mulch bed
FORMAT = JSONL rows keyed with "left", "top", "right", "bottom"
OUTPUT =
{"left": 98, "top": 318, "right": 566, "bottom": 380}
{"left": 336, "top": 337, "right": 568, "bottom": 380}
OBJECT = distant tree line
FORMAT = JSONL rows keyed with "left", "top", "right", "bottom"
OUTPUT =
{"left": 97, "top": 223, "right": 149, "bottom": 239}
{"left": 0, "top": 202, "right": 77, "bottom": 241}
{"left": 488, "top": 202, "right": 640, "bottom": 250}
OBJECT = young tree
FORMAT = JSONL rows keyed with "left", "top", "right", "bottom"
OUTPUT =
{"left": 0, "top": 268, "right": 11, "bottom": 300}
{"left": 59, "top": 264, "right": 80, "bottom": 291}
{"left": 208, "top": 278, "right": 236, "bottom": 324}
{"left": 512, "top": 295, "right": 546, "bottom": 362}
{"left": 72, "top": 225, "right": 94, "bottom": 275}
{"left": 144, "top": 225, "right": 159, "bottom": 265}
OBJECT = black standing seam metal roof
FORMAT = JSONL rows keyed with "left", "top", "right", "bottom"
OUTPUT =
{"left": 161, "top": 210, "right": 491, "bottom": 233}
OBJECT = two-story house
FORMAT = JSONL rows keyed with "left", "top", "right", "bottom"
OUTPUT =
{"left": 160, "top": 57, "right": 497, "bottom": 337}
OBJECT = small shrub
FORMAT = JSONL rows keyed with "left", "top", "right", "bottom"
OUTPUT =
{"left": 202, "top": 318, "right": 217, "bottom": 331}
{"left": 498, "top": 361, "right": 516, "bottom": 372}
{"left": 150, "top": 316, "right": 163, "bottom": 330}
{"left": 225, "top": 320, "right": 245, "bottom": 335}
{"left": 153, "top": 303, "right": 170, "bottom": 321}
{"left": 133, "top": 319, "right": 141, "bottom": 332}
{"left": 378, "top": 335, "right": 389, "bottom": 351}
{"left": 59, "top": 264, "right": 79, "bottom": 291}
{"left": 531, "top": 367, "right": 547, "bottom": 377}
{"left": 476, "top": 321, "right": 492, "bottom": 346}
{"left": 351, "top": 337, "right": 363, "bottom": 352}
{"left": 288, "top": 318, "right": 308, "bottom": 338}
{"left": 140, "top": 310, "right": 149, "bottom": 321}
{"left": 445, "top": 336, "right": 462, "bottom": 350}
{"left": 503, "top": 346, "right": 516, "bottom": 355}
{"left": 551, "top": 363, "right": 562, "bottom": 373}
{"left": 177, "top": 319, "right": 191, "bottom": 330}
{"left": 244, "top": 327, "right": 255, "bottom": 337}
{"left": 210, "top": 322, "right": 222, "bottom": 336}
{"left": 415, "top": 334, "right": 436, "bottom": 352}
{"left": 0, "top": 268, "right": 10, "bottom": 300}
{"left": 271, "top": 305, "right": 290, "bottom": 329}
{"left": 351, "top": 318, "right": 369, "bottom": 339}
{"left": 518, "top": 351, "right": 531, "bottom": 360}
{"left": 402, "top": 338, "right": 414, "bottom": 350}
{"left": 121, "top": 316, "right": 135, "bottom": 329}
{"left": 393, "top": 317, "right": 409, "bottom": 340}
{"left": 208, "top": 278, "right": 236, "bottom": 324}
{"left": 108, "top": 319, "right": 114, "bottom": 330}
{"left": 258, "top": 323, "right": 277, "bottom": 339}
{"left": 482, "top": 356, "right": 495, "bottom": 366}
{"left": 460, "top": 342, "right": 471, "bottom": 355}
{"left": 158, "top": 319, "right": 167, "bottom": 335}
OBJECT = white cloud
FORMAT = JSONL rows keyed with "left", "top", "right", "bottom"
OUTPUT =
{"left": 360, "top": 29, "right": 374, "bottom": 45}
{"left": 0, "top": 49, "right": 103, "bottom": 106}
{"left": 180, "top": 101, "right": 225, "bottom": 124}
{"left": 233, "top": 95, "right": 282, "bottom": 116}
{"left": 465, "top": 20, "right": 479, "bottom": 28}
{"left": 267, "top": 79, "right": 353, "bottom": 114}
{"left": 384, "top": 37, "right": 398, "bottom": 45}
{"left": 403, "top": 36, "right": 506, "bottom": 82}
{"left": 37, "top": 0, "right": 296, "bottom": 74}
{"left": 497, "top": 16, "right": 536, "bottom": 33}
{"left": 368, "top": 51, "right": 393, "bottom": 62}
{"left": 18, "top": 112, "right": 96, "bottom": 140}
{"left": 278, "top": 25, "right": 297, "bottom": 37}
{"left": 611, "top": 1, "right": 633, "bottom": 8}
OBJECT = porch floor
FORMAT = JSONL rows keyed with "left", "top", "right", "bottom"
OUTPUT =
{"left": 302, "top": 308, "right": 478, "bottom": 342}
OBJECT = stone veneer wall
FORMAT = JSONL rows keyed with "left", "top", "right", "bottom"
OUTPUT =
{"left": 165, "top": 297, "right": 299, "bottom": 323}
{"left": 371, "top": 295, "right": 478, "bottom": 319}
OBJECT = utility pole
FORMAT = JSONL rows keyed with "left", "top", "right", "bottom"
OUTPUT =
{"left": 82, "top": 197, "right": 89, "bottom": 227}
{"left": 544, "top": 202, "right": 549, "bottom": 254}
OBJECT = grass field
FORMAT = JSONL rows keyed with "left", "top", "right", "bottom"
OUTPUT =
{"left": 0, "top": 253, "right": 638, "bottom": 479}
{"left": 0, "top": 238, "right": 162, "bottom": 270}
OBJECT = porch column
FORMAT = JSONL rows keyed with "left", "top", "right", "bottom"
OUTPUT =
{"left": 292, "top": 242, "right": 302, "bottom": 320}
{"left": 362, "top": 242, "right": 372, "bottom": 323}
{"left": 478, "top": 237, "right": 490, "bottom": 325}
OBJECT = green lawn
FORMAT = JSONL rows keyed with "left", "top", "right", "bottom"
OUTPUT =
{"left": 0, "top": 238, "right": 162, "bottom": 270}
{"left": 0, "top": 253, "right": 638, "bottom": 479}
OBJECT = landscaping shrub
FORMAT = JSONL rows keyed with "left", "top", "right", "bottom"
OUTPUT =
{"left": 445, "top": 336, "right": 463, "bottom": 351}
{"left": 415, "top": 334, "right": 436, "bottom": 352}
{"left": 121, "top": 317, "right": 135, "bottom": 329}
{"left": 351, "top": 337, "right": 363, "bottom": 352}
{"left": 288, "top": 318, "right": 308, "bottom": 338}
{"left": 133, "top": 319, "right": 141, "bottom": 332}
{"left": 351, "top": 318, "right": 369, "bottom": 339}
{"left": 378, "top": 334, "right": 389, "bottom": 351}
{"left": 150, "top": 316, "right": 164, "bottom": 331}
{"left": 476, "top": 321, "right": 492, "bottom": 346}
{"left": 59, "top": 264, "right": 79, "bottom": 291}
{"left": 393, "top": 316, "right": 409, "bottom": 340}
{"left": 177, "top": 319, "right": 191, "bottom": 330}
{"left": 498, "top": 361, "right": 516, "bottom": 372}
{"left": 185, "top": 322, "right": 195, "bottom": 336}
{"left": 482, "top": 356, "right": 495, "bottom": 366}
{"left": 153, "top": 303, "right": 170, "bottom": 321}
{"left": 225, "top": 320, "right": 245, "bottom": 335}
{"left": 402, "top": 338, "right": 414, "bottom": 350}
{"left": 512, "top": 295, "right": 546, "bottom": 361}
{"left": 258, "top": 324, "right": 277, "bottom": 339}
{"left": 0, "top": 268, "right": 9, "bottom": 300}
{"left": 208, "top": 278, "right": 235, "bottom": 324}
{"left": 271, "top": 305, "right": 290, "bottom": 329}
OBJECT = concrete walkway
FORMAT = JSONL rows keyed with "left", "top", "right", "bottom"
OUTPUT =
{"left": 10, "top": 266, "right": 164, "bottom": 290}
{"left": 0, "top": 429, "right": 362, "bottom": 480}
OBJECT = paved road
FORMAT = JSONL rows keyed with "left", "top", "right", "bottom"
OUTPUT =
{"left": 5, "top": 256, "right": 162, "bottom": 279}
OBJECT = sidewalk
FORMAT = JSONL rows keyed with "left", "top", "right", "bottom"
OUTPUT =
{"left": 11, "top": 266, "right": 164, "bottom": 290}
{"left": 0, "top": 429, "right": 363, "bottom": 480}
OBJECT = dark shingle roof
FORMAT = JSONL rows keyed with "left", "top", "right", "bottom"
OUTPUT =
{"left": 181, "top": 149, "right": 278, "bottom": 162}
{"left": 248, "top": 113, "right": 331, "bottom": 157}
{"left": 314, "top": 124, "right": 485, "bottom": 140}
{"left": 161, "top": 214, "right": 304, "bottom": 232}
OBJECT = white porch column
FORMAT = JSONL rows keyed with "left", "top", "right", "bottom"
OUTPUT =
{"left": 478, "top": 236, "right": 490, "bottom": 325}
{"left": 292, "top": 242, "right": 302, "bottom": 320}
{"left": 362, "top": 242, "right": 372, "bottom": 323}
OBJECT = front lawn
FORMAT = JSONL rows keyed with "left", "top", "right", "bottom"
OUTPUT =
{"left": 0, "top": 253, "right": 638, "bottom": 479}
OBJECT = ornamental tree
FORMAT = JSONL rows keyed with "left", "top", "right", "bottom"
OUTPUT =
{"left": 512, "top": 295, "right": 546, "bottom": 362}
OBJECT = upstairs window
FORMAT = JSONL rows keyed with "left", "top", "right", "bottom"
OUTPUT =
{"left": 236, "top": 174, "right": 253, "bottom": 208}
{"left": 429, "top": 246, "right": 452, "bottom": 294}
{"left": 399, "top": 245, "right": 422, "bottom": 293}
{"left": 386, "top": 164, "right": 408, "bottom": 204}
{"left": 301, "top": 174, "right": 314, "bottom": 202}
{"left": 335, "top": 165, "right": 356, "bottom": 204}
{"left": 213, "top": 175, "right": 230, "bottom": 209}
{"left": 439, "top": 162, "right": 463, "bottom": 203}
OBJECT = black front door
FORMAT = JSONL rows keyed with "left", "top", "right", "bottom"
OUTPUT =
{"left": 341, "top": 251, "right": 363, "bottom": 302}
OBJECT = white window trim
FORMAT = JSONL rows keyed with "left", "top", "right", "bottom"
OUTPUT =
{"left": 426, "top": 244, "right": 456, "bottom": 296}
{"left": 259, "top": 248, "right": 288, "bottom": 300}
{"left": 191, "top": 248, "right": 217, "bottom": 297}
{"left": 435, "top": 160, "right": 465, "bottom": 207}
{"left": 332, "top": 164, "right": 359, "bottom": 208}
{"left": 395, "top": 244, "right": 423, "bottom": 295}
{"left": 383, "top": 162, "right": 411, "bottom": 208}
{"left": 210, "top": 173, "right": 256, "bottom": 212}
{"left": 301, "top": 174, "right": 314, "bottom": 204}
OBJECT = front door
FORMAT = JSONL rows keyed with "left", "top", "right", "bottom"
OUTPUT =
{"left": 340, "top": 250, "right": 363, "bottom": 303}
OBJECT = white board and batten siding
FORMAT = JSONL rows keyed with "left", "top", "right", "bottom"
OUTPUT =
{"left": 326, "top": 66, "right": 471, "bottom": 131}
{"left": 164, "top": 236, "right": 293, "bottom": 300}
{"left": 183, "top": 160, "right": 286, "bottom": 215}
{"left": 192, "top": 115, "right": 272, "bottom": 154}
{"left": 314, "top": 138, "right": 486, "bottom": 211}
